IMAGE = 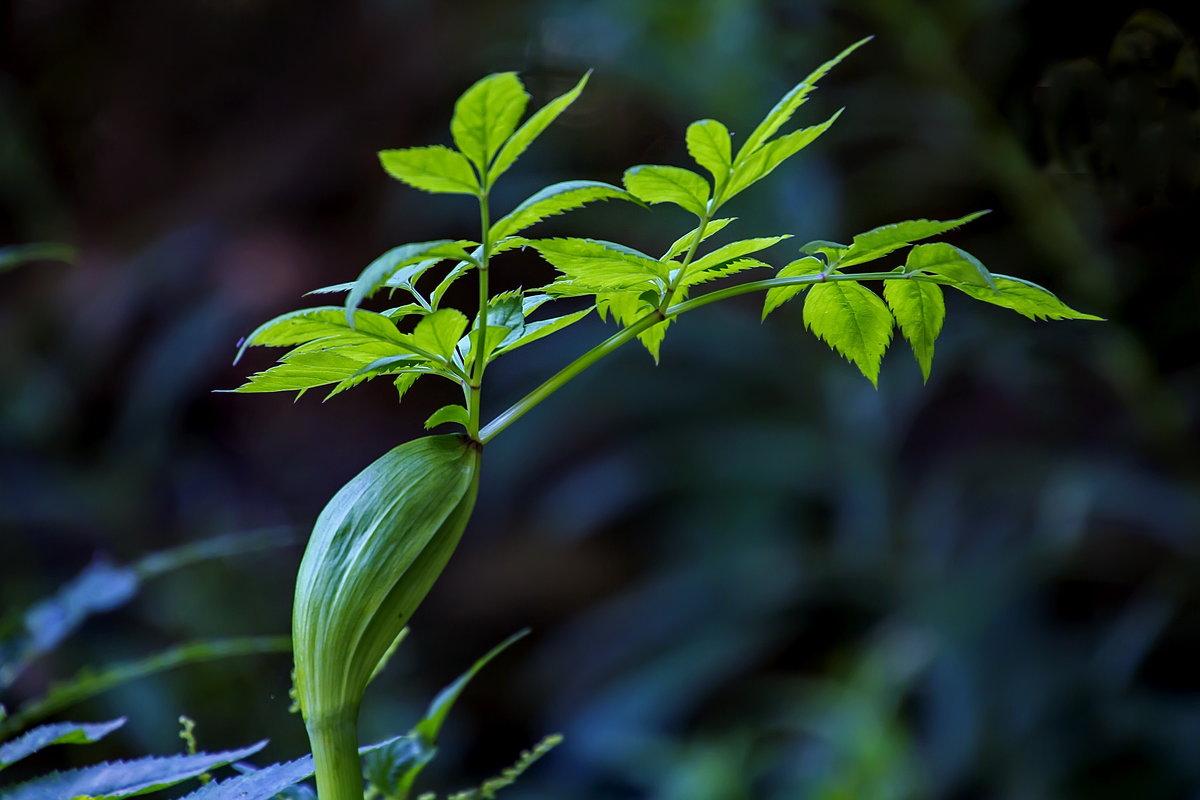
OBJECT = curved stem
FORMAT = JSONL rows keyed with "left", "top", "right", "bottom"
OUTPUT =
{"left": 479, "top": 270, "right": 910, "bottom": 443}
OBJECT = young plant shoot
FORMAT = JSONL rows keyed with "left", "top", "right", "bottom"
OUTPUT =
{"left": 233, "top": 39, "right": 1100, "bottom": 800}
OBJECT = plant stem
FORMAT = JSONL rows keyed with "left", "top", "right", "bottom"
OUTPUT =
{"left": 467, "top": 190, "right": 492, "bottom": 442}
{"left": 307, "top": 708, "right": 362, "bottom": 800}
{"left": 479, "top": 270, "right": 909, "bottom": 443}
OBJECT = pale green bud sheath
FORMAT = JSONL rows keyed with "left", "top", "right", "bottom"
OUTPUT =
{"left": 293, "top": 434, "right": 481, "bottom": 800}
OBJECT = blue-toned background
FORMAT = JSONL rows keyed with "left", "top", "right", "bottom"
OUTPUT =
{"left": 2, "top": 1, "right": 1198, "bottom": 798}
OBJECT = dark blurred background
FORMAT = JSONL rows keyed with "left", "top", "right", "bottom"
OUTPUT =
{"left": 2, "top": 1, "right": 1199, "bottom": 798}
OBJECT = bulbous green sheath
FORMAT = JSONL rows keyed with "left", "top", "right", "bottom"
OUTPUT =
{"left": 293, "top": 434, "right": 480, "bottom": 800}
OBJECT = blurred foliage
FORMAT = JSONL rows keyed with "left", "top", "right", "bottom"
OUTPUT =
{"left": 2, "top": 1, "right": 1198, "bottom": 798}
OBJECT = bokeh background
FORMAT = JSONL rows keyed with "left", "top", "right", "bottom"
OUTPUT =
{"left": 3, "top": 1, "right": 1199, "bottom": 798}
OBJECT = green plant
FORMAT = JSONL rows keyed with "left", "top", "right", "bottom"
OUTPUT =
{"left": 231, "top": 40, "right": 1100, "bottom": 800}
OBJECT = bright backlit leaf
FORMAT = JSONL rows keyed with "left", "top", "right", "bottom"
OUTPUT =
{"left": 803, "top": 280, "right": 895, "bottom": 386}
{"left": 906, "top": 242, "right": 995, "bottom": 288}
{"left": 949, "top": 275, "right": 1104, "bottom": 320}
{"left": 489, "top": 72, "right": 590, "bottom": 184}
{"left": 490, "top": 181, "right": 632, "bottom": 241}
{"left": 883, "top": 279, "right": 945, "bottom": 381}
{"left": 762, "top": 257, "right": 824, "bottom": 319}
{"left": 686, "top": 119, "right": 732, "bottom": 182}
{"left": 623, "top": 165, "right": 710, "bottom": 217}
{"left": 379, "top": 146, "right": 479, "bottom": 195}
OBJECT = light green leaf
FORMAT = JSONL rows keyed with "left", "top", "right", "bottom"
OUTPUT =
{"left": 347, "top": 241, "right": 476, "bottom": 323}
{"left": 493, "top": 307, "right": 593, "bottom": 357}
{"left": 489, "top": 72, "right": 589, "bottom": 184}
{"left": 236, "top": 347, "right": 405, "bottom": 395}
{"left": 623, "top": 165, "right": 710, "bottom": 217}
{"left": 379, "top": 146, "right": 479, "bottom": 195}
{"left": 883, "top": 279, "right": 945, "bottom": 381}
{"left": 803, "top": 280, "right": 895, "bottom": 386}
{"left": 424, "top": 404, "right": 470, "bottom": 431}
{"left": 949, "top": 275, "right": 1104, "bottom": 320}
{"left": 906, "top": 243, "right": 995, "bottom": 288}
{"left": 762, "top": 257, "right": 824, "bottom": 319}
{"left": 661, "top": 217, "right": 736, "bottom": 261}
{"left": 413, "top": 309, "right": 469, "bottom": 361}
{"left": 326, "top": 356, "right": 441, "bottom": 400}
{"left": 678, "top": 257, "right": 767, "bottom": 289}
{"left": 725, "top": 110, "right": 841, "bottom": 199}
{"left": 490, "top": 181, "right": 633, "bottom": 242}
{"left": 686, "top": 119, "right": 732, "bottom": 181}
{"left": 686, "top": 235, "right": 791, "bottom": 275}
{"left": 839, "top": 211, "right": 989, "bottom": 267}
{"left": 430, "top": 238, "right": 528, "bottom": 310}
{"left": 235, "top": 307, "right": 408, "bottom": 363}
{"left": 737, "top": 37, "right": 871, "bottom": 159}
{"left": 451, "top": 72, "right": 530, "bottom": 172}
{"left": 532, "top": 238, "right": 665, "bottom": 295}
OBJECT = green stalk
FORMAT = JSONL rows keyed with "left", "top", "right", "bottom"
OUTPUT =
{"left": 307, "top": 708, "right": 362, "bottom": 800}
{"left": 479, "top": 270, "right": 908, "bottom": 443}
{"left": 467, "top": 189, "right": 492, "bottom": 442}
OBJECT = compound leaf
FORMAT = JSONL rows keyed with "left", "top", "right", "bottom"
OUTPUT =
{"left": 379, "top": 146, "right": 479, "bottom": 195}
{"left": 451, "top": 72, "right": 529, "bottom": 172}
{"left": 686, "top": 119, "right": 732, "bottom": 181}
{"left": 803, "top": 280, "right": 894, "bottom": 386}
{"left": 489, "top": 72, "right": 589, "bottom": 184}
{"left": 686, "top": 235, "right": 791, "bottom": 275}
{"left": 839, "top": 211, "right": 989, "bottom": 267}
{"left": 906, "top": 243, "right": 995, "bottom": 288}
{"left": 883, "top": 279, "right": 945, "bottom": 381}
{"left": 532, "top": 238, "right": 665, "bottom": 295}
{"left": 950, "top": 275, "right": 1103, "bottom": 320}
{"left": 738, "top": 37, "right": 870, "bottom": 159}
{"left": 490, "top": 180, "right": 632, "bottom": 242}
{"left": 762, "top": 257, "right": 824, "bottom": 319}
{"left": 413, "top": 309, "right": 470, "bottom": 361}
{"left": 725, "top": 110, "right": 841, "bottom": 199}
{"left": 623, "top": 165, "right": 710, "bottom": 217}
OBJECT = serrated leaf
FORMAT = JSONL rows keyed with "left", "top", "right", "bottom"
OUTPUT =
{"left": 685, "top": 235, "right": 791, "bottom": 276}
{"left": 949, "top": 275, "right": 1104, "bottom": 320}
{"left": 762, "top": 257, "right": 824, "bottom": 319}
{"left": 413, "top": 309, "right": 469, "bottom": 361}
{"left": 678, "top": 258, "right": 767, "bottom": 289}
{"left": 0, "top": 719, "right": 125, "bottom": 770}
{"left": 883, "top": 279, "right": 945, "bottom": 381}
{"left": 236, "top": 347, "right": 403, "bottom": 395}
{"left": 725, "top": 110, "right": 841, "bottom": 199}
{"left": 492, "top": 307, "right": 593, "bottom": 357}
{"left": 176, "top": 736, "right": 408, "bottom": 800}
{"left": 0, "top": 741, "right": 267, "bottom": 800}
{"left": 326, "top": 355, "right": 435, "bottom": 400}
{"left": 738, "top": 37, "right": 870, "bottom": 159}
{"left": 451, "top": 72, "right": 529, "bottom": 172}
{"left": 363, "top": 739, "right": 428, "bottom": 800}
{"left": 906, "top": 243, "right": 995, "bottom": 288}
{"left": 425, "top": 404, "right": 470, "bottom": 431}
{"left": 346, "top": 241, "right": 475, "bottom": 323}
{"left": 489, "top": 72, "right": 589, "bottom": 184}
{"left": 235, "top": 308, "right": 409, "bottom": 364}
{"left": 803, "top": 280, "right": 895, "bottom": 386}
{"left": 839, "top": 211, "right": 989, "bottom": 267}
{"left": 686, "top": 119, "right": 732, "bottom": 181}
{"left": 532, "top": 238, "right": 665, "bottom": 296}
{"left": 430, "top": 238, "right": 528, "bottom": 310}
{"left": 661, "top": 217, "right": 736, "bottom": 261}
{"left": 623, "top": 165, "right": 710, "bottom": 217}
{"left": 394, "top": 372, "right": 422, "bottom": 401}
{"left": 490, "top": 181, "right": 632, "bottom": 242}
{"left": 379, "top": 146, "right": 479, "bottom": 195}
